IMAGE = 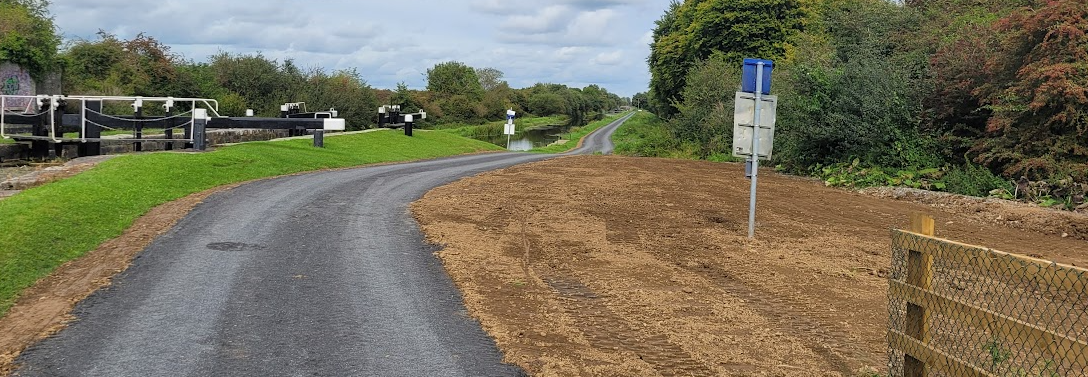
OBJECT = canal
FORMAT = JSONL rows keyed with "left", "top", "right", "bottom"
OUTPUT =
{"left": 475, "top": 124, "right": 574, "bottom": 151}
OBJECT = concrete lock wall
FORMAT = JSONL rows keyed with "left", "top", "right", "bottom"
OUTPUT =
{"left": 1, "top": 62, "right": 37, "bottom": 109}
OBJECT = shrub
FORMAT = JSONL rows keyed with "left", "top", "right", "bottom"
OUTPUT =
{"left": 939, "top": 162, "right": 1013, "bottom": 198}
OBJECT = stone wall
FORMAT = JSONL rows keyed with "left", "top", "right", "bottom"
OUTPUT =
{"left": 0, "top": 62, "right": 36, "bottom": 109}
{"left": 36, "top": 70, "right": 62, "bottom": 95}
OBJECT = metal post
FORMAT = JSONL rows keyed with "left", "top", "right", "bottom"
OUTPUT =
{"left": 748, "top": 62, "right": 765, "bottom": 239}
{"left": 165, "top": 108, "right": 174, "bottom": 151}
{"left": 183, "top": 112, "right": 193, "bottom": 150}
{"left": 80, "top": 100, "right": 102, "bottom": 157}
{"left": 32, "top": 98, "right": 50, "bottom": 158}
{"left": 133, "top": 105, "right": 143, "bottom": 152}
{"left": 404, "top": 114, "right": 414, "bottom": 137}
{"left": 52, "top": 98, "right": 64, "bottom": 158}
{"left": 313, "top": 130, "right": 324, "bottom": 148}
{"left": 193, "top": 109, "right": 208, "bottom": 151}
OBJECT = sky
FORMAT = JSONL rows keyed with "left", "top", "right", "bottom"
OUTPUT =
{"left": 48, "top": 0, "right": 674, "bottom": 97}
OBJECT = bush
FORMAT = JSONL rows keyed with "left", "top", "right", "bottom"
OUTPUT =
{"left": 939, "top": 163, "right": 1013, "bottom": 198}
{"left": 438, "top": 94, "right": 483, "bottom": 124}
{"left": 667, "top": 55, "right": 741, "bottom": 159}
{"left": 614, "top": 112, "right": 692, "bottom": 159}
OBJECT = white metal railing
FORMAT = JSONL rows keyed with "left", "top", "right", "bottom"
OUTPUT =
{"left": 1, "top": 94, "right": 219, "bottom": 142}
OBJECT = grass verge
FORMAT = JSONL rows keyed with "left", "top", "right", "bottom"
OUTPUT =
{"left": 0, "top": 130, "right": 502, "bottom": 316}
{"left": 613, "top": 111, "right": 713, "bottom": 160}
{"left": 434, "top": 115, "right": 567, "bottom": 139}
{"left": 531, "top": 113, "right": 628, "bottom": 154}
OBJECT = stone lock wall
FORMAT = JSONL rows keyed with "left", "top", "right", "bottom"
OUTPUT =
{"left": 0, "top": 62, "right": 37, "bottom": 109}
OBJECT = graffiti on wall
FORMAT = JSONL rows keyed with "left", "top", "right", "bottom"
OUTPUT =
{"left": 0, "top": 63, "right": 36, "bottom": 109}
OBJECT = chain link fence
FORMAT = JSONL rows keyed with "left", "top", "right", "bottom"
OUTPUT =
{"left": 889, "top": 227, "right": 1088, "bottom": 377}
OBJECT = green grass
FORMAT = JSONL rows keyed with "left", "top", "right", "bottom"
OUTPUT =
{"left": 531, "top": 113, "right": 629, "bottom": 154}
{"left": 0, "top": 130, "right": 502, "bottom": 316}
{"left": 434, "top": 115, "right": 568, "bottom": 139}
{"left": 610, "top": 111, "right": 702, "bottom": 159}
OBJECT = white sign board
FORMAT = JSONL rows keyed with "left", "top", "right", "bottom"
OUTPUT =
{"left": 503, "top": 122, "right": 516, "bottom": 135}
{"left": 732, "top": 92, "right": 778, "bottom": 160}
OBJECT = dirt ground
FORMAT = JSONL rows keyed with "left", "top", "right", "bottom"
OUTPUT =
{"left": 412, "top": 155, "right": 1088, "bottom": 376}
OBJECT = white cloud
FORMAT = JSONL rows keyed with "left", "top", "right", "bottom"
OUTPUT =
{"left": 500, "top": 5, "right": 570, "bottom": 34}
{"left": 49, "top": 0, "right": 673, "bottom": 96}
{"left": 566, "top": 9, "right": 617, "bottom": 44}
{"left": 592, "top": 51, "right": 624, "bottom": 65}
{"left": 640, "top": 30, "right": 654, "bottom": 46}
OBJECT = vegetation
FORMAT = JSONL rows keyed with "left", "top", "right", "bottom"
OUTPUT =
{"left": 648, "top": 0, "right": 806, "bottom": 118}
{"left": 531, "top": 113, "right": 627, "bottom": 154}
{"left": 640, "top": 0, "right": 1088, "bottom": 209}
{"left": 434, "top": 115, "right": 567, "bottom": 140}
{"left": 0, "top": 0, "right": 60, "bottom": 78}
{"left": 3, "top": 1, "right": 625, "bottom": 132}
{"left": 614, "top": 111, "right": 697, "bottom": 160}
{"left": 0, "top": 130, "right": 502, "bottom": 316}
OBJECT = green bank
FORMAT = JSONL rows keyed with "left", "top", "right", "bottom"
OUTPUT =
{"left": 0, "top": 130, "right": 502, "bottom": 316}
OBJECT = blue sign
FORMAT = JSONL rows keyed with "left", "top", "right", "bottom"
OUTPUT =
{"left": 741, "top": 58, "right": 774, "bottom": 95}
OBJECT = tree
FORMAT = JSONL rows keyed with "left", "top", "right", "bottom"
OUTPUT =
{"left": 480, "top": 81, "right": 516, "bottom": 119}
{"left": 392, "top": 82, "right": 421, "bottom": 113}
{"left": 971, "top": 0, "right": 1088, "bottom": 179}
{"left": 581, "top": 84, "right": 611, "bottom": 112}
{"left": 475, "top": 67, "right": 505, "bottom": 92}
{"left": 668, "top": 56, "right": 740, "bottom": 158}
{"left": 647, "top": 1, "right": 690, "bottom": 117}
{"left": 62, "top": 32, "right": 187, "bottom": 100}
{"left": 911, "top": 0, "right": 1025, "bottom": 165}
{"left": 774, "top": 0, "right": 932, "bottom": 171}
{"left": 426, "top": 61, "right": 483, "bottom": 100}
{"left": 299, "top": 68, "right": 378, "bottom": 130}
{"left": 527, "top": 92, "right": 567, "bottom": 116}
{"left": 0, "top": 0, "right": 60, "bottom": 78}
{"left": 209, "top": 52, "right": 289, "bottom": 116}
{"left": 632, "top": 92, "right": 649, "bottom": 109}
{"left": 648, "top": 0, "right": 805, "bottom": 117}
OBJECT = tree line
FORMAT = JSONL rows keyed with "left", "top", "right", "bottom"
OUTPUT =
{"left": 1, "top": 0, "right": 625, "bottom": 130}
{"left": 643, "top": 0, "right": 1088, "bottom": 206}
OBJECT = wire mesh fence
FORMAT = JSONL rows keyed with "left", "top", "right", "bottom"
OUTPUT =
{"left": 888, "top": 220, "right": 1088, "bottom": 377}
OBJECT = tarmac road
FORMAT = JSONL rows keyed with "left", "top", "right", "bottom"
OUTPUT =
{"left": 13, "top": 113, "right": 632, "bottom": 377}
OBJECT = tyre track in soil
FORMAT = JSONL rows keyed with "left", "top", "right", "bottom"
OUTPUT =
{"left": 541, "top": 276, "right": 715, "bottom": 377}
{"left": 601, "top": 220, "right": 856, "bottom": 373}
{"left": 675, "top": 263, "right": 856, "bottom": 373}
{"left": 605, "top": 222, "right": 856, "bottom": 372}
{"left": 10, "top": 114, "right": 633, "bottom": 377}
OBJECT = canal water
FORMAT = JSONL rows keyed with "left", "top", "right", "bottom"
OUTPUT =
{"left": 478, "top": 124, "right": 574, "bottom": 151}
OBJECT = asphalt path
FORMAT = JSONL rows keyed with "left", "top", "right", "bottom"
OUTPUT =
{"left": 14, "top": 113, "right": 633, "bottom": 377}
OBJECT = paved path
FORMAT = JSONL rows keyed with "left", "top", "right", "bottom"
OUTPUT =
{"left": 14, "top": 114, "right": 631, "bottom": 376}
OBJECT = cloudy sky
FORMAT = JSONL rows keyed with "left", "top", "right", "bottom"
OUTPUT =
{"left": 49, "top": 0, "right": 672, "bottom": 97}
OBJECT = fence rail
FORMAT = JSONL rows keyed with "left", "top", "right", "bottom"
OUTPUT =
{"left": 888, "top": 214, "right": 1088, "bottom": 376}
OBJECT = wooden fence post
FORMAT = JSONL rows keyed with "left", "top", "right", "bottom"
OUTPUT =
{"left": 905, "top": 213, "right": 935, "bottom": 377}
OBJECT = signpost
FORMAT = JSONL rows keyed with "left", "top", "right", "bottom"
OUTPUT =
{"left": 733, "top": 59, "right": 775, "bottom": 239}
{"left": 504, "top": 109, "right": 516, "bottom": 149}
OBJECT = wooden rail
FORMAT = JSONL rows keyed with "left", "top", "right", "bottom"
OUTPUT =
{"left": 890, "top": 214, "right": 1088, "bottom": 376}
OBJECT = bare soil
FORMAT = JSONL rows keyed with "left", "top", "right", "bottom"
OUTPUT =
{"left": 412, "top": 155, "right": 1088, "bottom": 376}
{"left": 3, "top": 154, "right": 1086, "bottom": 376}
